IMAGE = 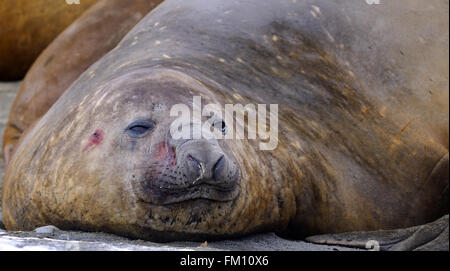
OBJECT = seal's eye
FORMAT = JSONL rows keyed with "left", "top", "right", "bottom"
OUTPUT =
{"left": 213, "top": 120, "right": 227, "bottom": 134}
{"left": 126, "top": 121, "right": 154, "bottom": 137}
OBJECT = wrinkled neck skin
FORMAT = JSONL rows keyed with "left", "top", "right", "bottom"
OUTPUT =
{"left": 2, "top": 68, "right": 296, "bottom": 241}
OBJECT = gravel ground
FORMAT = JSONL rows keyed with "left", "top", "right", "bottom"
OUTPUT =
{"left": 0, "top": 81, "right": 359, "bottom": 251}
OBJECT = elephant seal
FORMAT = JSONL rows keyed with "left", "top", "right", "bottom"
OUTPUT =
{"left": 0, "top": 0, "right": 98, "bottom": 81}
{"left": 2, "top": 0, "right": 448, "bottom": 247}
{"left": 1, "top": 0, "right": 164, "bottom": 167}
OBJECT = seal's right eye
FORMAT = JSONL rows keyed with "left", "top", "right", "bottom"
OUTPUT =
{"left": 126, "top": 121, "right": 154, "bottom": 137}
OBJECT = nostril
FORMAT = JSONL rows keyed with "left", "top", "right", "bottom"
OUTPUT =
{"left": 187, "top": 154, "right": 202, "bottom": 170}
{"left": 213, "top": 155, "right": 225, "bottom": 178}
{"left": 186, "top": 152, "right": 226, "bottom": 182}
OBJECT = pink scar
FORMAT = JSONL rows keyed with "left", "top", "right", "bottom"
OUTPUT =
{"left": 83, "top": 129, "right": 104, "bottom": 152}
{"left": 153, "top": 142, "right": 177, "bottom": 166}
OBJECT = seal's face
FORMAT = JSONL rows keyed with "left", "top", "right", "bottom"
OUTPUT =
{"left": 126, "top": 110, "right": 241, "bottom": 206}
{"left": 118, "top": 77, "right": 240, "bottom": 206}
{"left": 81, "top": 69, "right": 241, "bottom": 238}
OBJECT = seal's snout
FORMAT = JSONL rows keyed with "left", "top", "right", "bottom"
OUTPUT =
{"left": 185, "top": 151, "right": 227, "bottom": 182}
{"left": 176, "top": 139, "right": 240, "bottom": 196}
{"left": 182, "top": 141, "right": 229, "bottom": 185}
{"left": 138, "top": 138, "right": 241, "bottom": 205}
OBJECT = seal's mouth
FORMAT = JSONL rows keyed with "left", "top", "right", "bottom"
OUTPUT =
{"left": 140, "top": 182, "right": 241, "bottom": 205}
{"left": 140, "top": 160, "right": 241, "bottom": 205}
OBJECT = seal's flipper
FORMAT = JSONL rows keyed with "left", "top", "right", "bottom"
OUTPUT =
{"left": 306, "top": 215, "right": 449, "bottom": 251}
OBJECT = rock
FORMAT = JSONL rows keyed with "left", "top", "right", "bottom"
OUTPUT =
{"left": 33, "top": 225, "right": 60, "bottom": 235}
{"left": 0, "top": 229, "right": 197, "bottom": 251}
{"left": 0, "top": 228, "right": 360, "bottom": 251}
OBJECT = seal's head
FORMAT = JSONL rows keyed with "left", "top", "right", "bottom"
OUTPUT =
{"left": 113, "top": 70, "right": 241, "bottom": 240}
{"left": 8, "top": 68, "right": 243, "bottom": 241}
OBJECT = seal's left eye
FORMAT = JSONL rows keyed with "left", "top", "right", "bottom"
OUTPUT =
{"left": 126, "top": 121, "right": 154, "bottom": 137}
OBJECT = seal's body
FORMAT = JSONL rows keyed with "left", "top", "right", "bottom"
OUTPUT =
{"left": 0, "top": 0, "right": 98, "bottom": 80}
{"left": 2, "top": 0, "right": 448, "bottom": 242}
{"left": 2, "top": 0, "right": 164, "bottom": 166}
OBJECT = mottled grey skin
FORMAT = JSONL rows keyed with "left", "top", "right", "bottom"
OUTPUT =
{"left": 2, "top": 0, "right": 448, "bottom": 248}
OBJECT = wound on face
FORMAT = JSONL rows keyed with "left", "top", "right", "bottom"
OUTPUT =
{"left": 83, "top": 129, "right": 104, "bottom": 152}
